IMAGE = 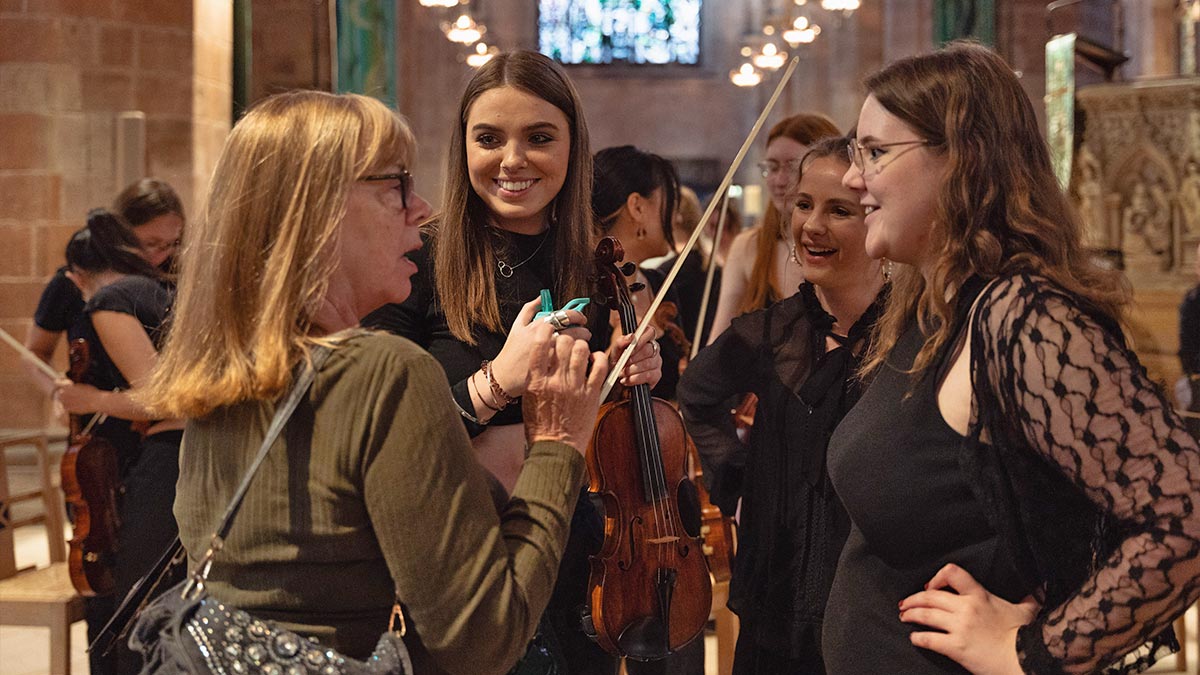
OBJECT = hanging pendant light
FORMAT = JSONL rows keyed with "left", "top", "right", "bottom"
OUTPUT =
{"left": 820, "top": 0, "right": 861, "bottom": 14}
{"left": 466, "top": 42, "right": 499, "bottom": 67}
{"left": 419, "top": 0, "right": 459, "bottom": 7}
{"left": 443, "top": 12, "right": 485, "bottom": 44}
{"left": 752, "top": 41, "right": 787, "bottom": 70}
{"left": 782, "top": 15, "right": 821, "bottom": 46}
{"left": 730, "top": 62, "right": 763, "bottom": 87}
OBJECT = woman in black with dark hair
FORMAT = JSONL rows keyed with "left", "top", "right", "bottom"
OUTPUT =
{"left": 23, "top": 178, "right": 183, "bottom": 397}
{"left": 54, "top": 209, "right": 181, "bottom": 675}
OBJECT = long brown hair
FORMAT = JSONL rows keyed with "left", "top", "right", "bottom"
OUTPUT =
{"left": 739, "top": 112, "right": 840, "bottom": 315}
{"left": 140, "top": 91, "right": 416, "bottom": 418}
{"left": 859, "top": 42, "right": 1126, "bottom": 377}
{"left": 435, "top": 50, "right": 593, "bottom": 343}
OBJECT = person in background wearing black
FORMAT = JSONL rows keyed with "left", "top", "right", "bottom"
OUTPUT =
{"left": 678, "top": 136, "right": 884, "bottom": 674}
{"left": 1180, "top": 241, "right": 1200, "bottom": 438}
{"left": 53, "top": 210, "right": 181, "bottom": 675}
{"left": 23, "top": 178, "right": 183, "bottom": 396}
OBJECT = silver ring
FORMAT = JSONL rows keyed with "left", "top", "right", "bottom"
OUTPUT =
{"left": 543, "top": 310, "right": 571, "bottom": 331}
{"left": 651, "top": 341, "right": 660, "bottom": 355}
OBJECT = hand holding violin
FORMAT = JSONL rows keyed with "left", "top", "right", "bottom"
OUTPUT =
{"left": 523, "top": 322, "right": 608, "bottom": 454}
{"left": 54, "top": 378, "right": 107, "bottom": 415}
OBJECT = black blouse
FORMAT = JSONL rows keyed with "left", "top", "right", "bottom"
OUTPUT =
{"left": 677, "top": 282, "right": 884, "bottom": 660}
{"left": 828, "top": 273, "right": 1200, "bottom": 674}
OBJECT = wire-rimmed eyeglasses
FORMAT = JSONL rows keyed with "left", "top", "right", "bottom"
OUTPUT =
{"left": 846, "top": 139, "right": 931, "bottom": 173}
{"left": 756, "top": 159, "right": 802, "bottom": 179}
{"left": 361, "top": 170, "right": 414, "bottom": 210}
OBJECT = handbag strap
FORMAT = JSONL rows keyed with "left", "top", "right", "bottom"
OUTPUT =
{"left": 183, "top": 345, "right": 332, "bottom": 598}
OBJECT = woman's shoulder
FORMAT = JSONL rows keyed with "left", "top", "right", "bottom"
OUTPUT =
{"left": 87, "top": 274, "right": 170, "bottom": 312}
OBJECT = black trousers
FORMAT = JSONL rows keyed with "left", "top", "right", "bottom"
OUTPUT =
{"left": 113, "top": 430, "right": 183, "bottom": 675}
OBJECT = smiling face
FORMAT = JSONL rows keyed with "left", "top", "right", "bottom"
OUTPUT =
{"left": 842, "top": 95, "right": 947, "bottom": 270}
{"left": 765, "top": 136, "right": 808, "bottom": 213}
{"left": 337, "top": 166, "right": 432, "bottom": 316}
{"left": 791, "top": 155, "right": 878, "bottom": 292}
{"left": 465, "top": 86, "right": 571, "bottom": 234}
{"left": 132, "top": 212, "right": 183, "bottom": 269}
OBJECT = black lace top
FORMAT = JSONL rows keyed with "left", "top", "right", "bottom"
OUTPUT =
{"left": 829, "top": 272, "right": 1200, "bottom": 674}
{"left": 966, "top": 274, "right": 1200, "bottom": 674}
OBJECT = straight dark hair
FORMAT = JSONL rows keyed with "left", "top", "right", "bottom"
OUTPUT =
{"left": 592, "top": 145, "right": 681, "bottom": 248}
{"left": 66, "top": 208, "right": 161, "bottom": 278}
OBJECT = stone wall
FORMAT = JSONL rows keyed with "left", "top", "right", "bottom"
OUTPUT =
{"left": 0, "top": 0, "right": 231, "bottom": 429}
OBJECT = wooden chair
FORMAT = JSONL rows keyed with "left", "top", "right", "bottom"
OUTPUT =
{"left": 0, "top": 429, "right": 85, "bottom": 675}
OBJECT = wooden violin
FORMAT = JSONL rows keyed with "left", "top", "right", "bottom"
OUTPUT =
{"left": 584, "top": 236, "right": 712, "bottom": 660}
{"left": 687, "top": 443, "right": 735, "bottom": 586}
{"left": 61, "top": 338, "right": 121, "bottom": 597}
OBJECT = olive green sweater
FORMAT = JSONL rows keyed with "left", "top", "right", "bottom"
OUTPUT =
{"left": 175, "top": 332, "right": 585, "bottom": 674}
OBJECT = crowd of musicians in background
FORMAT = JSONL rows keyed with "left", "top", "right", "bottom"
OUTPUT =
{"left": 20, "top": 41, "right": 1200, "bottom": 675}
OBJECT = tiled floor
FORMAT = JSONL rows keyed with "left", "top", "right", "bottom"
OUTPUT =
{"left": 2, "top": 449, "right": 1194, "bottom": 675}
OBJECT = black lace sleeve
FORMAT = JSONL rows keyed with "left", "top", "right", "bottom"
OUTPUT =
{"left": 973, "top": 274, "right": 1200, "bottom": 674}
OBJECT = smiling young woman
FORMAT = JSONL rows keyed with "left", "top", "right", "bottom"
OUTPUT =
{"left": 363, "top": 50, "right": 662, "bottom": 675}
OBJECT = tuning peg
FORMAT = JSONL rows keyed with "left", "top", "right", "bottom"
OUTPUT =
{"left": 620, "top": 262, "right": 636, "bottom": 276}
{"left": 629, "top": 282, "right": 646, "bottom": 292}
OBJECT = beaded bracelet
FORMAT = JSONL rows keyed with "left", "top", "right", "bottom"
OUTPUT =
{"left": 481, "top": 359, "right": 518, "bottom": 407}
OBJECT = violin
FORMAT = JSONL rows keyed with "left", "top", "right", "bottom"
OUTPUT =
{"left": 687, "top": 444, "right": 735, "bottom": 586}
{"left": 584, "top": 237, "right": 712, "bottom": 660}
{"left": 61, "top": 338, "right": 121, "bottom": 597}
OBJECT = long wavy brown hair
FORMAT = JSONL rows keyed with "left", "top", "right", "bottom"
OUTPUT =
{"left": 434, "top": 50, "right": 592, "bottom": 344}
{"left": 859, "top": 42, "right": 1126, "bottom": 378}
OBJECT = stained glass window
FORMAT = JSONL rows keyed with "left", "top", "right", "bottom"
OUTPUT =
{"left": 538, "top": 0, "right": 702, "bottom": 65}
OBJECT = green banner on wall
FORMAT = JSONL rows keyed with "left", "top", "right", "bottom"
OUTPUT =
{"left": 934, "top": 0, "right": 995, "bottom": 46}
{"left": 1045, "top": 33, "right": 1076, "bottom": 190}
{"left": 336, "top": 0, "right": 397, "bottom": 108}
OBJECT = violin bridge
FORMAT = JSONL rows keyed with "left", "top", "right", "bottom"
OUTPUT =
{"left": 645, "top": 536, "right": 680, "bottom": 545}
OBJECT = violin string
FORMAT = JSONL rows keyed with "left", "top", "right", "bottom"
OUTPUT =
{"left": 623, "top": 298, "right": 669, "bottom": 552}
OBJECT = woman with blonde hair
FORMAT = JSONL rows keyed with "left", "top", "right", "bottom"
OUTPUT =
{"left": 139, "top": 90, "right": 608, "bottom": 674}
{"left": 823, "top": 42, "right": 1200, "bottom": 674}
{"left": 707, "top": 112, "right": 839, "bottom": 340}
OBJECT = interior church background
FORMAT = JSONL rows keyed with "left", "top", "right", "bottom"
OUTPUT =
{"left": 0, "top": 1, "right": 1197, "bottom": 672}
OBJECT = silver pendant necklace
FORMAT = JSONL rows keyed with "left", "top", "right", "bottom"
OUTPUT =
{"left": 496, "top": 230, "right": 549, "bottom": 278}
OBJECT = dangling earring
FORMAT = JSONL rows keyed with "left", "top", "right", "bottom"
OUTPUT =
{"left": 549, "top": 198, "right": 560, "bottom": 227}
{"left": 636, "top": 226, "right": 646, "bottom": 240}
{"left": 882, "top": 258, "right": 894, "bottom": 281}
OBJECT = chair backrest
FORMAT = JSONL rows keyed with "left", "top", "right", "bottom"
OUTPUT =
{"left": 0, "top": 430, "right": 68, "bottom": 579}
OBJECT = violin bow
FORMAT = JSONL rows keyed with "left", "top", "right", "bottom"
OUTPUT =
{"left": 0, "top": 326, "right": 61, "bottom": 380}
{"left": 601, "top": 55, "right": 801, "bottom": 400}
{"left": 689, "top": 188, "right": 731, "bottom": 359}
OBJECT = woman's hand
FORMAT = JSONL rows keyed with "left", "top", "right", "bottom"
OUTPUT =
{"left": 522, "top": 322, "right": 608, "bottom": 454}
{"left": 612, "top": 328, "right": 663, "bottom": 389}
{"left": 900, "top": 564, "right": 1040, "bottom": 675}
{"left": 491, "top": 298, "right": 590, "bottom": 398}
{"left": 54, "top": 378, "right": 106, "bottom": 415}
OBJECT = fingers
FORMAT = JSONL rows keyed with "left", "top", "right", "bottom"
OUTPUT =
{"left": 899, "top": 606, "right": 955, "bottom": 632}
{"left": 924, "top": 563, "right": 982, "bottom": 595}
{"left": 899, "top": 589, "right": 962, "bottom": 613}
{"left": 527, "top": 322, "right": 557, "bottom": 377}
{"left": 515, "top": 297, "right": 543, "bottom": 327}
{"left": 908, "top": 630, "right": 961, "bottom": 660}
{"left": 587, "top": 351, "right": 610, "bottom": 393}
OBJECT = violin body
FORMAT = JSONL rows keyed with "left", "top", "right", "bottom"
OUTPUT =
{"left": 586, "top": 397, "right": 711, "bottom": 659}
{"left": 63, "top": 338, "right": 121, "bottom": 597}
{"left": 585, "top": 236, "right": 711, "bottom": 660}
{"left": 688, "top": 444, "right": 735, "bottom": 585}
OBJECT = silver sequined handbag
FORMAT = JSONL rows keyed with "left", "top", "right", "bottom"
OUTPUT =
{"left": 122, "top": 348, "right": 414, "bottom": 674}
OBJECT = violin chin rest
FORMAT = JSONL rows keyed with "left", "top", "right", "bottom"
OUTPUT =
{"left": 617, "top": 615, "right": 670, "bottom": 661}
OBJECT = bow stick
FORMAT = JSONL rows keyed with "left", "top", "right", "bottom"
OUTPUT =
{"left": 601, "top": 55, "right": 801, "bottom": 399}
{"left": 0, "top": 326, "right": 60, "bottom": 380}
{"left": 689, "top": 188, "right": 731, "bottom": 359}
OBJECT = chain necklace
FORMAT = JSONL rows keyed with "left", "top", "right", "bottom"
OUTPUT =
{"left": 496, "top": 229, "right": 550, "bottom": 278}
